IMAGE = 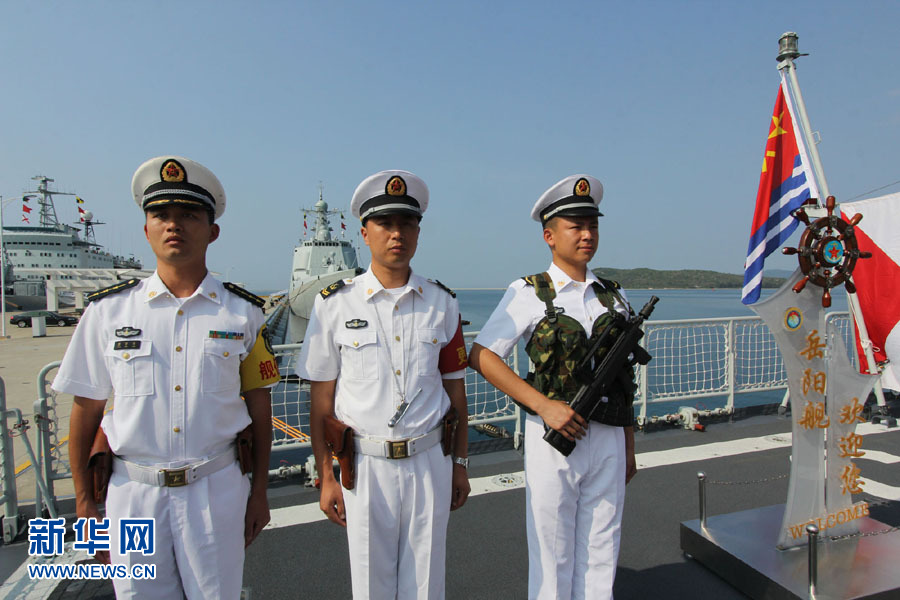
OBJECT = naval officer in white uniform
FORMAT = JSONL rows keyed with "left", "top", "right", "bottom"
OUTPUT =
{"left": 469, "top": 175, "right": 637, "bottom": 600}
{"left": 297, "top": 170, "right": 470, "bottom": 599}
{"left": 55, "top": 156, "right": 280, "bottom": 599}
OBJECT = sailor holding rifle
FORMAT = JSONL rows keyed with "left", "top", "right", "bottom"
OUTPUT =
{"left": 296, "top": 170, "right": 470, "bottom": 599}
{"left": 469, "top": 175, "right": 637, "bottom": 600}
{"left": 55, "top": 156, "right": 279, "bottom": 598}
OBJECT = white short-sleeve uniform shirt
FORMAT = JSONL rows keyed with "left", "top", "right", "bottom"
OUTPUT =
{"left": 53, "top": 272, "right": 269, "bottom": 465}
{"left": 474, "top": 262, "right": 629, "bottom": 356}
{"left": 297, "top": 268, "right": 465, "bottom": 438}
{"left": 474, "top": 261, "right": 632, "bottom": 600}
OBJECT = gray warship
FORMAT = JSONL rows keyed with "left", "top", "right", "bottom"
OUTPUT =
{"left": 281, "top": 187, "right": 361, "bottom": 344}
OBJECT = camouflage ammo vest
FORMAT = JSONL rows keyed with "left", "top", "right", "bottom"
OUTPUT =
{"left": 522, "top": 272, "right": 636, "bottom": 427}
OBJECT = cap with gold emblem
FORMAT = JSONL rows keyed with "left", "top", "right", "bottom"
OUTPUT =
{"left": 530, "top": 174, "right": 604, "bottom": 223}
{"left": 132, "top": 156, "right": 227, "bottom": 221}
{"left": 350, "top": 170, "right": 429, "bottom": 223}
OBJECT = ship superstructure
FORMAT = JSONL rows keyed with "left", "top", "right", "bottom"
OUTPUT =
{"left": 2, "top": 175, "right": 144, "bottom": 309}
{"left": 285, "top": 187, "right": 360, "bottom": 342}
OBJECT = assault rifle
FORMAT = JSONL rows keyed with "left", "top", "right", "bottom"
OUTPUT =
{"left": 543, "top": 296, "right": 659, "bottom": 456}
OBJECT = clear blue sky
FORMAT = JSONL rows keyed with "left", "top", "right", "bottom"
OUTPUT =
{"left": 2, "top": 1, "right": 898, "bottom": 290}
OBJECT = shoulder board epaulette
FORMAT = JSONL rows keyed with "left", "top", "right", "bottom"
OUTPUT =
{"left": 224, "top": 282, "right": 266, "bottom": 308}
{"left": 521, "top": 274, "right": 541, "bottom": 287}
{"left": 320, "top": 279, "right": 347, "bottom": 299}
{"left": 87, "top": 278, "right": 139, "bottom": 303}
{"left": 428, "top": 279, "right": 456, "bottom": 298}
{"left": 597, "top": 277, "right": 622, "bottom": 290}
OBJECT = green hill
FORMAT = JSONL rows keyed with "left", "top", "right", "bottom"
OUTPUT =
{"left": 591, "top": 267, "right": 786, "bottom": 289}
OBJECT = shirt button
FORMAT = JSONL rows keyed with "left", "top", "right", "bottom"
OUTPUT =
{"left": 177, "top": 309, "right": 184, "bottom": 316}
{"left": 395, "top": 336, "right": 400, "bottom": 341}
{"left": 432, "top": 338, "right": 438, "bottom": 344}
{"left": 353, "top": 341, "right": 359, "bottom": 347}
{"left": 148, "top": 291, "right": 157, "bottom": 298}
{"left": 175, "top": 385, "right": 182, "bottom": 392}
{"left": 223, "top": 351, "right": 230, "bottom": 357}
{"left": 122, "top": 352, "right": 130, "bottom": 359}
{"left": 394, "top": 306, "right": 399, "bottom": 311}
{"left": 175, "top": 346, "right": 182, "bottom": 352}
{"left": 173, "top": 427, "right": 181, "bottom": 433}
{"left": 367, "top": 288, "right": 373, "bottom": 295}
{"left": 418, "top": 286, "right": 423, "bottom": 293}
{"left": 210, "top": 292, "right": 217, "bottom": 298}
{"left": 395, "top": 369, "right": 401, "bottom": 376}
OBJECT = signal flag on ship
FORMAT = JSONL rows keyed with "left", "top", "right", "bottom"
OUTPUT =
{"left": 741, "top": 72, "right": 819, "bottom": 304}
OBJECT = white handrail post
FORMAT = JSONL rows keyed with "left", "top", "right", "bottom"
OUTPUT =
{"left": 726, "top": 320, "right": 736, "bottom": 416}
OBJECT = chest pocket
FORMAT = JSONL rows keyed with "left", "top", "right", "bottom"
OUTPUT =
{"left": 202, "top": 338, "right": 244, "bottom": 393}
{"left": 105, "top": 340, "right": 154, "bottom": 397}
{"left": 335, "top": 329, "right": 378, "bottom": 381}
{"left": 416, "top": 328, "right": 447, "bottom": 376}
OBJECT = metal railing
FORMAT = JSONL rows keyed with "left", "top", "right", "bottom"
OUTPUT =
{"left": 34, "top": 361, "right": 68, "bottom": 519}
{"left": 269, "top": 332, "right": 522, "bottom": 456}
{"left": 18, "top": 312, "right": 857, "bottom": 512}
{"left": 1, "top": 375, "right": 57, "bottom": 542}
{"left": 635, "top": 311, "right": 853, "bottom": 424}
{"left": 1, "top": 376, "right": 18, "bottom": 542}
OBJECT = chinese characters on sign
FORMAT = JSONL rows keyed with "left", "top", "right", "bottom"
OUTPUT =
{"left": 751, "top": 280, "right": 876, "bottom": 548}
{"left": 796, "top": 330, "right": 867, "bottom": 497}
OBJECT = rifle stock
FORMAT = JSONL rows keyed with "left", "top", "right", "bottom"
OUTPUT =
{"left": 543, "top": 296, "right": 659, "bottom": 456}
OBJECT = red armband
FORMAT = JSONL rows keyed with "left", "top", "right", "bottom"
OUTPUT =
{"left": 438, "top": 317, "right": 468, "bottom": 374}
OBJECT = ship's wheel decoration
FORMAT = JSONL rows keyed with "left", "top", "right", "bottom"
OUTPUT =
{"left": 782, "top": 195, "right": 871, "bottom": 307}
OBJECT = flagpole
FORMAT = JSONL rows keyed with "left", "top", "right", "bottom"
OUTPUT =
{"left": 776, "top": 32, "right": 830, "bottom": 201}
{"left": 777, "top": 32, "right": 886, "bottom": 408}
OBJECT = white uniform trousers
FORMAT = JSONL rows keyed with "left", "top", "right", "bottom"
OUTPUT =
{"left": 524, "top": 414, "right": 626, "bottom": 600}
{"left": 106, "top": 461, "right": 251, "bottom": 600}
{"left": 343, "top": 442, "right": 452, "bottom": 600}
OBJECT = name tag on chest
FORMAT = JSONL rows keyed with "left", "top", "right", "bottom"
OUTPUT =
{"left": 113, "top": 340, "right": 142, "bottom": 350}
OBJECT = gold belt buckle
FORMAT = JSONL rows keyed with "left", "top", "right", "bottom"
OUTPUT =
{"left": 388, "top": 440, "right": 409, "bottom": 459}
{"left": 162, "top": 467, "right": 188, "bottom": 487}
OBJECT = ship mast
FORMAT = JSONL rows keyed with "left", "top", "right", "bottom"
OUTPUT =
{"left": 302, "top": 183, "right": 346, "bottom": 243}
{"left": 25, "top": 175, "right": 76, "bottom": 229}
{"left": 80, "top": 211, "right": 104, "bottom": 247}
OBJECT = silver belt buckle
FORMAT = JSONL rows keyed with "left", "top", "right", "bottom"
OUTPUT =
{"left": 387, "top": 440, "right": 409, "bottom": 459}
{"left": 162, "top": 467, "right": 189, "bottom": 487}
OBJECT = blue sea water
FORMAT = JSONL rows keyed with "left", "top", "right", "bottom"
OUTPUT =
{"left": 456, "top": 285, "right": 850, "bottom": 421}
{"left": 456, "top": 286, "right": 848, "bottom": 332}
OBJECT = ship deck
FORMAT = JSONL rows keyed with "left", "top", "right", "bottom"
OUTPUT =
{"left": 3, "top": 410, "right": 900, "bottom": 599}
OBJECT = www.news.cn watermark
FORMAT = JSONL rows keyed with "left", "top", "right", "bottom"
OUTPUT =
{"left": 27, "top": 517, "right": 156, "bottom": 581}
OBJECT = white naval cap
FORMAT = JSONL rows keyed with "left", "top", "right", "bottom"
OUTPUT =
{"left": 531, "top": 174, "right": 604, "bottom": 223}
{"left": 132, "top": 156, "right": 226, "bottom": 221}
{"left": 350, "top": 170, "right": 429, "bottom": 223}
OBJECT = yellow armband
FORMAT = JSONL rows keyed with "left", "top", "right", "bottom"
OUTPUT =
{"left": 240, "top": 324, "right": 280, "bottom": 391}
